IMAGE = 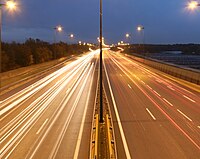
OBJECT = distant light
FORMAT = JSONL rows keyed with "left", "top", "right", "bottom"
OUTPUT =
{"left": 188, "top": 1, "right": 199, "bottom": 10}
{"left": 70, "top": 34, "right": 74, "bottom": 38}
{"left": 79, "top": 41, "right": 82, "bottom": 45}
{"left": 121, "top": 41, "right": 124, "bottom": 43}
{"left": 55, "top": 26, "right": 63, "bottom": 32}
{"left": 137, "top": 25, "right": 144, "bottom": 32}
{"left": 126, "top": 33, "right": 130, "bottom": 38}
{"left": 6, "top": 1, "right": 17, "bottom": 11}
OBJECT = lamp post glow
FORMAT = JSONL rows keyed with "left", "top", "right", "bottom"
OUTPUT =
{"left": 0, "top": 1, "right": 18, "bottom": 89}
{"left": 126, "top": 33, "right": 130, "bottom": 38}
{"left": 188, "top": 1, "right": 200, "bottom": 10}
{"left": 55, "top": 25, "right": 63, "bottom": 32}
{"left": 6, "top": 1, "right": 17, "bottom": 11}
{"left": 137, "top": 25, "right": 145, "bottom": 56}
{"left": 53, "top": 25, "right": 63, "bottom": 43}
{"left": 70, "top": 34, "right": 74, "bottom": 38}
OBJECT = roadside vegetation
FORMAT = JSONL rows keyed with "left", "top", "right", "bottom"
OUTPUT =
{"left": 112, "top": 44, "right": 200, "bottom": 55}
{"left": 2, "top": 38, "right": 89, "bottom": 72}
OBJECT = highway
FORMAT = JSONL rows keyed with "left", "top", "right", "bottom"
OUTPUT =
{"left": 0, "top": 49, "right": 200, "bottom": 159}
{"left": 0, "top": 50, "right": 99, "bottom": 159}
{"left": 103, "top": 50, "right": 200, "bottom": 159}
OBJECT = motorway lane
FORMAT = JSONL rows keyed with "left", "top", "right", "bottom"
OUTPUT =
{"left": 104, "top": 50, "right": 200, "bottom": 159}
{"left": 0, "top": 50, "right": 99, "bottom": 159}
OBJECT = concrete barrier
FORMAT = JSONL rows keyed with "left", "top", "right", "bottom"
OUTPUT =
{"left": 127, "top": 54, "right": 200, "bottom": 85}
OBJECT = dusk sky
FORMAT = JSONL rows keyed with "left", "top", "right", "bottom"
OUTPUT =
{"left": 2, "top": 0, "right": 200, "bottom": 44}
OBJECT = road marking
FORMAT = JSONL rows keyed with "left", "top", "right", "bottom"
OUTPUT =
{"left": 104, "top": 61, "right": 131, "bottom": 159}
{"left": 167, "top": 86, "right": 175, "bottom": 91}
{"left": 177, "top": 109, "right": 192, "bottom": 122}
{"left": 146, "top": 108, "right": 156, "bottom": 120}
{"left": 120, "top": 74, "right": 122, "bottom": 77}
{"left": 66, "top": 88, "right": 71, "bottom": 94}
{"left": 36, "top": 119, "right": 48, "bottom": 135}
{"left": 141, "top": 80, "right": 145, "bottom": 84}
{"left": 74, "top": 65, "right": 95, "bottom": 159}
{"left": 163, "top": 98, "right": 173, "bottom": 106}
{"left": 146, "top": 85, "right": 152, "bottom": 90}
{"left": 156, "top": 79, "right": 162, "bottom": 83}
{"left": 111, "top": 54, "right": 200, "bottom": 150}
{"left": 183, "top": 95, "right": 196, "bottom": 103}
{"left": 153, "top": 90, "right": 161, "bottom": 97}
{"left": 128, "top": 84, "right": 132, "bottom": 89}
{"left": 198, "top": 126, "right": 200, "bottom": 129}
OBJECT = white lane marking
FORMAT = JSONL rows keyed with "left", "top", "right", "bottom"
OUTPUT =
{"left": 198, "top": 126, "right": 200, "bottom": 129}
{"left": 146, "top": 108, "right": 156, "bottom": 120}
{"left": 167, "top": 86, "right": 175, "bottom": 91}
{"left": 128, "top": 84, "right": 132, "bottom": 89}
{"left": 153, "top": 90, "right": 161, "bottom": 97}
{"left": 104, "top": 61, "right": 131, "bottom": 159}
{"left": 177, "top": 109, "right": 192, "bottom": 122}
{"left": 74, "top": 64, "right": 95, "bottom": 159}
{"left": 32, "top": 64, "right": 93, "bottom": 159}
{"left": 141, "top": 80, "right": 145, "bottom": 85}
{"left": 183, "top": 95, "right": 196, "bottom": 103}
{"left": 36, "top": 119, "right": 49, "bottom": 135}
{"left": 66, "top": 88, "right": 71, "bottom": 94}
{"left": 120, "top": 74, "right": 122, "bottom": 77}
{"left": 146, "top": 85, "right": 152, "bottom": 90}
{"left": 156, "top": 79, "right": 162, "bottom": 83}
{"left": 163, "top": 98, "right": 173, "bottom": 106}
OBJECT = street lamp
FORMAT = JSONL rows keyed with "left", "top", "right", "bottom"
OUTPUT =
{"left": 188, "top": 1, "right": 200, "bottom": 10}
{"left": 5, "top": 1, "right": 17, "bottom": 11}
{"left": 53, "top": 25, "right": 63, "bottom": 43}
{"left": 69, "top": 34, "right": 74, "bottom": 38}
{"left": 0, "top": 1, "right": 17, "bottom": 89}
{"left": 126, "top": 33, "right": 130, "bottom": 38}
{"left": 137, "top": 25, "right": 145, "bottom": 56}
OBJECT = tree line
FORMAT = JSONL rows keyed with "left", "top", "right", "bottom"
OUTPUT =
{"left": 120, "top": 44, "right": 200, "bottom": 55}
{"left": 2, "top": 38, "right": 89, "bottom": 72}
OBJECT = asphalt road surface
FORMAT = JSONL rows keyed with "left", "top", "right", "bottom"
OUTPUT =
{"left": 1, "top": 49, "right": 199, "bottom": 159}
{"left": 0, "top": 50, "right": 99, "bottom": 159}
{"left": 103, "top": 50, "right": 200, "bottom": 159}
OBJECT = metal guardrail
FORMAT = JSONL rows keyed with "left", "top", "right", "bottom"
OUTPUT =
{"left": 106, "top": 114, "right": 116, "bottom": 159}
{"left": 127, "top": 54, "right": 200, "bottom": 85}
{"left": 90, "top": 114, "right": 99, "bottom": 159}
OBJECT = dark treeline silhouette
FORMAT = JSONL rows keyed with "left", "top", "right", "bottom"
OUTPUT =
{"left": 119, "top": 44, "right": 200, "bottom": 55}
{"left": 2, "top": 38, "right": 89, "bottom": 72}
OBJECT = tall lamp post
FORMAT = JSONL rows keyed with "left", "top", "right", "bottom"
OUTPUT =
{"left": 137, "top": 25, "right": 145, "bottom": 56}
{"left": 0, "top": 1, "right": 17, "bottom": 89}
{"left": 125, "top": 33, "right": 131, "bottom": 45}
{"left": 99, "top": 0, "right": 103, "bottom": 123}
{"left": 53, "top": 25, "right": 63, "bottom": 43}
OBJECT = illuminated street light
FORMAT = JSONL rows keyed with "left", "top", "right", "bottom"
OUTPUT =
{"left": 126, "top": 33, "right": 130, "bottom": 38}
{"left": 53, "top": 25, "right": 63, "bottom": 43}
{"left": 137, "top": 25, "right": 144, "bottom": 32}
{"left": 0, "top": 1, "right": 18, "bottom": 89}
{"left": 70, "top": 34, "right": 74, "bottom": 38}
{"left": 55, "top": 25, "right": 63, "bottom": 32}
{"left": 137, "top": 25, "right": 145, "bottom": 56}
{"left": 6, "top": 1, "right": 17, "bottom": 11}
{"left": 188, "top": 1, "right": 200, "bottom": 10}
